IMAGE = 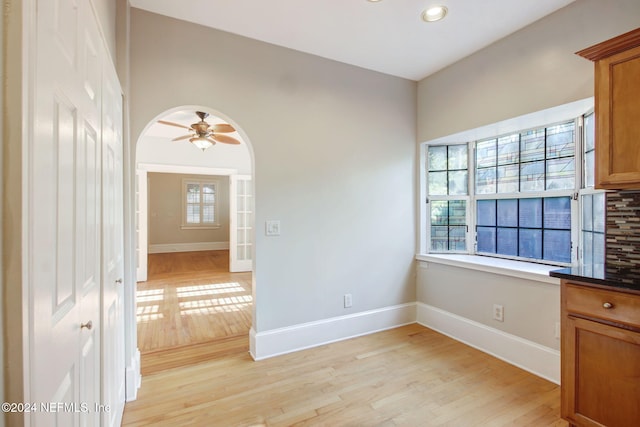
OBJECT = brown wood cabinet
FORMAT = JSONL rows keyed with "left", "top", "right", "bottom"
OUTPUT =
{"left": 577, "top": 28, "right": 640, "bottom": 190}
{"left": 561, "top": 280, "right": 640, "bottom": 427}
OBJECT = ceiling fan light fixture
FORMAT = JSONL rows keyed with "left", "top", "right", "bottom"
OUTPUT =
{"left": 190, "top": 137, "right": 214, "bottom": 151}
{"left": 422, "top": 5, "right": 448, "bottom": 22}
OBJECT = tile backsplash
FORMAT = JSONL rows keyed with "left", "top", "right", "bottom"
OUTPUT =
{"left": 606, "top": 191, "right": 640, "bottom": 280}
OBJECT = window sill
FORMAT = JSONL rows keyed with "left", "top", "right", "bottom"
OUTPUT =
{"left": 180, "top": 225, "right": 221, "bottom": 230}
{"left": 415, "top": 254, "right": 561, "bottom": 285}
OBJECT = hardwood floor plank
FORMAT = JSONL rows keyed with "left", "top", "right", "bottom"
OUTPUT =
{"left": 123, "top": 324, "right": 567, "bottom": 426}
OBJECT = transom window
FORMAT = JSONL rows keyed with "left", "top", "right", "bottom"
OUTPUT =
{"left": 422, "top": 101, "right": 604, "bottom": 266}
{"left": 182, "top": 179, "right": 219, "bottom": 228}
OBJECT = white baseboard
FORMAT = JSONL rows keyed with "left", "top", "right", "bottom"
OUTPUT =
{"left": 125, "top": 349, "right": 141, "bottom": 402}
{"left": 416, "top": 302, "right": 560, "bottom": 384}
{"left": 250, "top": 303, "right": 416, "bottom": 360}
{"left": 148, "top": 241, "right": 229, "bottom": 254}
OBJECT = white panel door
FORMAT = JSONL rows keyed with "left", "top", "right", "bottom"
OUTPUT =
{"left": 101, "top": 63, "right": 126, "bottom": 427}
{"left": 30, "top": 0, "right": 102, "bottom": 425}
{"left": 229, "top": 175, "right": 253, "bottom": 272}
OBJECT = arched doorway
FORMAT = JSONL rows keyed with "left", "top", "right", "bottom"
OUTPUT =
{"left": 133, "top": 106, "right": 255, "bottom": 359}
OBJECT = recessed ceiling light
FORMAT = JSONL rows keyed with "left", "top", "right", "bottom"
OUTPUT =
{"left": 422, "top": 5, "right": 448, "bottom": 22}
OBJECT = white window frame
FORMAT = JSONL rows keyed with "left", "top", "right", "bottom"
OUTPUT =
{"left": 181, "top": 178, "right": 220, "bottom": 229}
{"left": 419, "top": 98, "right": 595, "bottom": 267}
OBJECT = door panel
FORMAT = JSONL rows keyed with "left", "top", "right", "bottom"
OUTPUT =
{"left": 230, "top": 175, "right": 253, "bottom": 272}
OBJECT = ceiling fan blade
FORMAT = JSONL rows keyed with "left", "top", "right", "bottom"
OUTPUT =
{"left": 212, "top": 134, "right": 241, "bottom": 145}
{"left": 212, "top": 123, "right": 236, "bottom": 133}
{"left": 172, "top": 134, "right": 193, "bottom": 142}
{"left": 206, "top": 138, "right": 218, "bottom": 145}
{"left": 158, "top": 120, "right": 192, "bottom": 130}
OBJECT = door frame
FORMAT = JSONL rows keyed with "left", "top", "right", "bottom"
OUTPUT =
{"left": 136, "top": 163, "right": 239, "bottom": 282}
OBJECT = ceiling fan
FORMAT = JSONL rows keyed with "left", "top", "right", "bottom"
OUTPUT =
{"left": 158, "top": 111, "right": 240, "bottom": 151}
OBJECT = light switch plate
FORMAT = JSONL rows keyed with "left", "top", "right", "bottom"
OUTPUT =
{"left": 265, "top": 220, "right": 281, "bottom": 236}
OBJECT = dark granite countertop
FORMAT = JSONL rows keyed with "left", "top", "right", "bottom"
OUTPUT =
{"left": 549, "top": 264, "right": 640, "bottom": 293}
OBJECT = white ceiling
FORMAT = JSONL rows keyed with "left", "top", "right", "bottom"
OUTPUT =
{"left": 129, "top": 0, "right": 576, "bottom": 81}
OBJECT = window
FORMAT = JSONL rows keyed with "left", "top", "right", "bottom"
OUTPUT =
{"left": 423, "top": 100, "right": 604, "bottom": 266}
{"left": 427, "top": 145, "right": 468, "bottom": 252}
{"left": 182, "top": 179, "right": 219, "bottom": 228}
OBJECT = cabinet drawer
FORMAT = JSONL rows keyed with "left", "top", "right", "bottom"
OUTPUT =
{"left": 565, "top": 283, "right": 640, "bottom": 327}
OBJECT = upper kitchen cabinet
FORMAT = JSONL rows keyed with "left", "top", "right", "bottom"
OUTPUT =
{"left": 577, "top": 28, "right": 640, "bottom": 190}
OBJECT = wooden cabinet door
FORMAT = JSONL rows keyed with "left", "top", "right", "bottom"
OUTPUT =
{"left": 562, "top": 316, "right": 640, "bottom": 426}
{"left": 595, "top": 45, "right": 640, "bottom": 189}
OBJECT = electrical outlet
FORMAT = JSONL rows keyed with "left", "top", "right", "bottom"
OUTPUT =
{"left": 493, "top": 304, "right": 504, "bottom": 322}
{"left": 344, "top": 293, "right": 353, "bottom": 308}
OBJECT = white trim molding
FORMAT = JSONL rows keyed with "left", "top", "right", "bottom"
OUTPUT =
{"left": 148, "top": 241, "right": 230, "bottom": 254}
{"left": 250, "top": 303, "right": 416, "bottom": 360}
{"left": 125, "top": 349, "right": 141, "bottom": 402}
{"left": 416, "top": 302, "right": 560, "bottom": 384}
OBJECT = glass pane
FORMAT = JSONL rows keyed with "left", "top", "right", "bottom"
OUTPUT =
{"left": 449, "top": 201, "right": 466, "bottom": 225}
{"left": 585, "top": 150, "right": 595, "bottom": 188}
{"left": 497, "top": 134, "right": 519, "bottom": 165}
{"left": 202, "top": 205, "right": 214, "bottom": 223}
{"left": 593, "top": 232, "right": 605, "bottom": 265}
{"left": 476, "top": 167, "right": 496, "bottom": 194}
{"left": 497, "top": 228, "right": 518, "bottom": 256}
{"left": 520, "top": 229, "right": 542, "bottom": 259}
{"left": 546, "top": 157, "right": 575, "bottom": 190}
{"left": 519, "top": 198, "right": 542, "bottom": 228}
{"left": 449, "top": 226, "right": 466, "bottom": 251}
{"left": 544, "top": 197, "right": 571, "bottom": 229}
{"left": 544, "top": 230, "right": 571, "bottom": 263}
{"left": 187, "top": 204, "right": 200, "bottom": 223}
{"left": 448, "top": 145, "right": 467, "bottom": 170}
{"left": 497, "top": 199, "right": 518, "bottom": 227}
{"left": 546, "top": 122, "right": 575, "bottom": 159}
{"left": 476, "top": 139, "right": 496, "bottom": 168}
{"left": 430, "top": 201, "right": 448, "bottom": 225}
{"left": 582, "top": 194, "right": 593, "bottom": 232}
{"left": 428, "top": 146, "right": 447, "bottom": 171}
{"left": 593, "top": 192, "right": 605, "bottom": 233}
{"left": 477, "top": 227, "right": 496, "bottom": 253}
{"left": 520, "top": 129, "right": 545, "bottom": 162}
{"left": 448, "top": 170, "right": 468, "bottom": 195}
{"left": 582, "top": 232, "right": 593, "bottom": 265}
{"left": 430, "top": 226, "right": 449, "bottom": 251}
{"left": 477, "top": 200, "right": 496, "bottom": 226}
{"left": 520, "top": 160, "right": 545, "bottom": 192}
{"left": 585, "top": 113, "right": 595, "bottom": 152}
{"left": 187, "top": 184, "right": 200, "bottom": 203}
{"left": 428, "top": 171, "right": 447, "bottom": 195}
{"left": 497, "top": 164, "right": 519, "bottom": 193}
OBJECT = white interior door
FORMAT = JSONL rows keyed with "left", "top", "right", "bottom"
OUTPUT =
{"left": 30, "top": 0, "right": 102, "bottom": 425}
{"left": 229, "top": 174, "right": 253, "bottom": 272}
{"left": 102, "top": 62, "right": 126, "bottom": 427}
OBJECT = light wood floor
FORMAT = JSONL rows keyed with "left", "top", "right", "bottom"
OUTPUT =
{"left": 123, "top": 324, "right": 568, "bottom": 426}
{"left": 137, "top": 250, "right": 252, "bottom": 353}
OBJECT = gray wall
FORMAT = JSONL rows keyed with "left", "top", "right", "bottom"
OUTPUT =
{"left": 130, "top": 9, "right": 417, "bottom": 331}
{"left": 417, "top": 0, "right": 640, "bottom": 142}
{"left": 416, "top": 0, "right": 640, "bottom": 349}
{"left": 148, "top": 173, "right": 230, "bottom": 246}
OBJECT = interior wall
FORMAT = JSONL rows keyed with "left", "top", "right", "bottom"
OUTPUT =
{"left": 90, "top": 0, "right": 117, "bottom": 61}
{"left": 416, "top": 0, "right": 640, "bottom": 351}
{"left": 148, "top": 173, "right": 230, "bottom": 246}
{"left": 130, "top": 9, "right": 417, "bottom": 332}
{"left": 417, "top": 0, "right": 640, "bottom": 142}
